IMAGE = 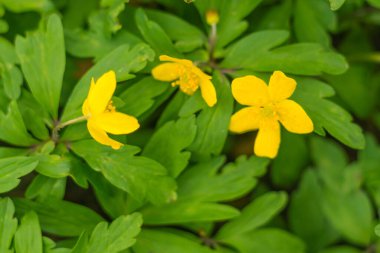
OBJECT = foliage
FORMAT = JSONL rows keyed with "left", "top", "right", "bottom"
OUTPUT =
{"left": 0, "top": 0, "right": 379, "bottom": 252}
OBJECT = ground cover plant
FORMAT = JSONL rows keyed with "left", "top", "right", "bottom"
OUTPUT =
{"left": 0, "top": 0, "right": 380, "bottom": 252}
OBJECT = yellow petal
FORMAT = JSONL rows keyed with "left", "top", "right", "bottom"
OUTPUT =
{"left": 268, "top": 71, "right": 296, "bottom": 101}
{"left": 231, "top": 75, "right": 270, "bottom": 106}
{"left": 87, "top": 120, "right": 123, "bottom": 149}
{"left": 254, "top": 118, "right": 280, "bottom": 158}
{"left": 152, "top": 62, "right": 181, "bottom": 82}
{"left": 276, "top": 99, "right": 313, "bottom": 134}
{"left": 87, "top": 71, "right": 116, "bottom": 115}
{"left": 199, "top": 78, "right": 217, "bottom": 107}
{"left": 229, "top": 106, "right": 261, "bottom": 133}
{"left": 94, "top": 111, "right": 140, "bottom": 135}
{"left": 159, "top": 55, "right": 193, "bottom": 67}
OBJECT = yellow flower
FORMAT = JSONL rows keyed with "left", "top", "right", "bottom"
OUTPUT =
{"left": 82, "top": 71, "right": 139, "bottom": 149}
{"left": 229, "top": 71, "right": 313, "bottom": 158}
{"left": 151, "top": 55, "right": 217, "bottom": 107}
{"left": 206, "top": 10, "right": 219, "bottom": 25}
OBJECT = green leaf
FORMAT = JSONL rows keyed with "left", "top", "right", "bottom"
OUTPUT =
{"left": 0, "top": 198, "right": 18, "bottom": 253}
{"left": 294, "top": 0, "right": 336, "bottom": 46}
{"left": 87, "top": 169, "right": 129, "bottom": 219}
{"left": 329, "top": 0, "right": 347, "bottom": 10}
{"left": 194, "top": 0, "right": 262, "bottom": 50}
{"left": 71, "top": 213, "right": 142, "bottom": 253}
{"left": 13, "top": 198, "right": 104, "bottom": 237}
{"left": 225, "top": 228, "right": 306, "bottom": 253}
{"left": 271, "top": 132, "right": 308, "bottom": 189}
{"left": 221, "top": 30, "right": 348, "bottom": 75}
{"left": 188, "top": 71, "right": 233, "bottom": 159}
{"left": 34, "top": 155, "right": 71, "bottom": 178}
{"left": 0, "top": 100, "right": 38, "bottom": 146}
{"left": 61, "top": 43, "right": 154, "bottom": 122}
{"left": 71, "top": 140, "right": 177, "bottom": 206}
{"left": 178, "top": 156, "right": 268, "bottom": 202}
{"left": 140, "top": 201, "right": 239, "bottom": 225}
{"left": 145, "top": 9, "right": 204, "bottom": 53}
{"left": 325, "top": 65, "right": 379, "bottom": 119}
{"left": 359, "top": 135, "right": 380, "bottom": 207}
{"left": 143, "top": 115, "right": 197, "bottom": 177}
{"left": 289, "top": 170, "right": 339, "bottom": 252}
{"left": 133, "top": 229, "right": 216, "bottom": 253}
{"left": 65, "top": 1, "right": 141, "bottom": 60}
{"left": 368, "top": 0, "right": 380, "bottom": 8}
{"left": 15, "top": 14, "right": 65, "bottom": 119}
{"left": 1, "top": 0, "right": 54, "bottom": 13}
{"left": 18, "top": 90, "right": 50, "bottom": 140}
{"left": 26, "top": 175, "right": 66, "bottom": 202}
{"left": 292, "top": 78, "right": 365, "bottom": 149}
{"left": 0, "top": 156, "right": 38, "bottom": 193}
{"left": 135, "top": 8, "right": 180, "bottom": 56}
{"left": 14, "top": 211, "right": 43, "bottom": 253}
{"left": 118, "top": 77, "right": 170, "bottom": 117}
{"left": 319, "top": 246, "right": 362, "bottom": 253}
{"left": 321, "top": 185, "right": 373, "bottom": 245}
{"left": 216, "top": 192, "right": 287, "bottom": 241}
{"left": 0, "top": 61, "right": 23, "bottom": 100}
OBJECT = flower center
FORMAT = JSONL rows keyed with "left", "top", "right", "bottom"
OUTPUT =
{"left": 260, "top": 104, "right": 277, "bottom": 119}
{"left": 171, "top": 66, "right": 200, "bottom": 95}
{"left": 106, "top": 101, "right": 116, "bottom": 113}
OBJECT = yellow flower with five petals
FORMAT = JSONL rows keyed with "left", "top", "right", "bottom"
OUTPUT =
{"left": 152, "top": 55, "right": 217, "bottom": 107}
{"left": 82, "top": 71, "right": 139, "bottom": 149}
{"left": 229, "top": 71, "right": 313, "bottom": 158}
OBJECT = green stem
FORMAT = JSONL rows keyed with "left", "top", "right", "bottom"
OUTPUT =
{"left": 51, "top": 115, "right": 89, "bottom": 142}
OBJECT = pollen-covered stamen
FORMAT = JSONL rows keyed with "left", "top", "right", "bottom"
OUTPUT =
{"left": 171, "top": 65, "right": 200, "bottom": 95}
{"left": 106, "top": 101, "right": 116, "bottom": 112}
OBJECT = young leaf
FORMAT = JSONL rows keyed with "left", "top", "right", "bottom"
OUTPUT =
{"left": 14, "top": 211, "right": 43, "bottom": 253}
{"left": 15, "top": 14, "right": 65, "bottom": 119}
{"left": 0, "top": 100, "right": 38, "bottom": 146}
{"left": 0, "top": 156, "right": 38, "bottom": 193}
{"left": 216, "top": 192, "right": 287, "bottom": 241}
{"left": 293, "top": 78, "right": 365, "bottom": 149}
{"left": 13, "top": 198, "right": 104, "bottom": 237}
{"left": 71, "top": 213, "right": 142, "bottom": 253}
{"left": 0, "top": 198, "right": 18, "bottom": 253}
{"left": 61, "top": 43, "right": 154, "bottom": 122}
{"left": 188, "top": 71, "right": 233, "bottom": 159}
{"left": 143, "top": 115, "right": 197, "bottom": 178}
{"left": 221, "top": 30, "right": 348, "bottom": 75}
{"left": 71, "top": 140, "right": 177, "bottom": 206}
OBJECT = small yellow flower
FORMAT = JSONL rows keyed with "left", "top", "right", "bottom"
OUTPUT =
{"left": 206, "top": 10, "right": 219, "bottom": 25}
{"left": 229, "top": 71, "right": 313, "bottom": 158}
{"left": 82, "top": 71, "right": 139, "bottom": 149}
{"left": 152, "top": 55, "right": 217, "bottom": 107}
